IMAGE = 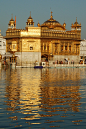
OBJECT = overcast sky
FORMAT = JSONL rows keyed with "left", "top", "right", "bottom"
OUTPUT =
{"left": 0, "top": 0, "right": 86, "bottom": 39}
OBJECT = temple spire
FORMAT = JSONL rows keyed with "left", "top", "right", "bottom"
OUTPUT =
{"left": 76, "top": 17, "right": 77, "bottom": 23}
{"left": 11, "top": 14, "right": 13, "bottom": 19}
{"left": 50, "top": 11, "right": 53, "bottom": 19}
{"left": 29, "top": 11, "right": 31, "bottom": 18}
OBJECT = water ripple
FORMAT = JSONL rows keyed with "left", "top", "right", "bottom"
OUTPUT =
{"left": 0, "top": 68, "right": 86, "bottom": 128}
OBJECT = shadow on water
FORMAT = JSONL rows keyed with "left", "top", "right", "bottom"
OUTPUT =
{"left": 0, "top": 67, "right": 86, "bottom": 128}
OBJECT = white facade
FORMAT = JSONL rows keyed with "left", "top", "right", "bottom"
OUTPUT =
{"left": 80, "top": 39, "right": 86, "bottom": 61}
{"left": 0, "top": 30, "right": 6, "bottom": 55}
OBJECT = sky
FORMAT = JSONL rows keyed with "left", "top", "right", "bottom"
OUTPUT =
{"left": 0, "top": 0, "right": 86, "bottom": 39}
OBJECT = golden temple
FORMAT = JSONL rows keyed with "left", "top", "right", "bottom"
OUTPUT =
{"left": 5, "top": 12, "right": 81, "bottom": 65}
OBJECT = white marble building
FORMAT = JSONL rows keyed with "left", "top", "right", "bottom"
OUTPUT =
{"left": 0, "top": 30, "right": 6, "bottom": 55}
{"left": 80, "top": 39, "right": 86, "bottom": 63}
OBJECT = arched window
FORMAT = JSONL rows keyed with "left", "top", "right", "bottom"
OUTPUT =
{"left": 69, "top": 46, "right": 71, "bottom": 51}
{"left": 65, "top": 45, "right": 67, "bottom": 51}
{"left": 61, "top": 45, "right": 63, "bottom": 51}
{"left": 30, "top": 47, "right": 33, "bottom": 50}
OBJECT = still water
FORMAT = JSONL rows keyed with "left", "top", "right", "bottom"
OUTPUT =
{"left": 0, "top": 67, "right": 86, "bottom": 129}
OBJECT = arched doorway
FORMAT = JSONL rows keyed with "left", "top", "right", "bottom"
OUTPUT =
{"left": 41, "top": 54, "right": 48, "bottom": 62}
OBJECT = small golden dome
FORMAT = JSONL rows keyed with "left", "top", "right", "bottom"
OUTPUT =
{"left": 26, "top": 11, "right": 34, "bottom": 26}
{"left": 63, "top": 21, "right": 66, "bottom": 28}
{"left": 37, "top": 21, "right": 40, "bottom": 27}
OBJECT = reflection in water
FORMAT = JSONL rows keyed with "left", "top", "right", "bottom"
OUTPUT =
{"left": 5, "top": 69, "right": 42, "bottom": 121}
{"left": 1, "top": 68, "right": 86, "bottom": 128}
{"left": 20, "top": 69, "right": 41, "bottom": 121}
{"left": 40, "top": 68, "right": 81, "bottom": 113}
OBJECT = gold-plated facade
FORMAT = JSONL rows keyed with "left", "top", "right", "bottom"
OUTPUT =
{"left": 5, "top": 12, "right": 81, "bottom": 64}
{"left": 5, "top": 14, "right": 41, "bottom": 53}
{"left": 40, "top": 12, "right": 81, "bottom": 61}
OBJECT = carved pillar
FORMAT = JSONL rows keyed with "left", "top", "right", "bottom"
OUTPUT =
{"left": 70, "top": 46, "right": 71, "bottom": 53}
{"left": 76, "top": 45, "right": 77, "bottom": 54}
{"left": 50, "top": 41, "right": 52, "bottom": 54}
{"left": 49, "top": 42, "right": 51, "bottom": 53}
{"left": 77, "top": 46, "right": 79, "bottom": 54}
{"left": 58, "top": 44, "right": 60, "bottom": 54}
{"left": 79, "top": 45, "right": 80, "bottom": 54}
{"left": 74, "top": 45, "right": 76, "bottom": 53}
{"left": 55, "top": 44, "right": 57, "bottom": 54}
{"left": 54, "top": 44, "right": 56, "bottom": 54}
{"left": 63, "top": 43, "right": 65, "bottom": 51}
{"left": 68, "top": 43, "right": 69, "bottom": 51}
{"left": 46, "top": 43, "right": 47, "bottom": 51}
{"left": 43, "top": 43, "right": 44, "bottom": 51}
{"left": 52, "top": 41, "right": 53, "bottom": 54}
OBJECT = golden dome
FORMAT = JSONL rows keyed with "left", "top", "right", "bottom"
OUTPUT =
{"left": 26, "top": 12, "right": 34, "bottom": 26}
{"left": 41, "top": 11, "right": 65, "bottom": 30}
{"left": 43, "top": 11, "right": 59, "bottom": 24}
{"left": 74, "top": 17, "right": 78, "bottom": 24}
{"left": 8, "top": 14, "right": 16, "bottom": 29}
{"left": 37, "top": 21, "right": 40, "bottom": 27}
{"left": 63, "top": 21, "right": 66, "bottom": 28}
